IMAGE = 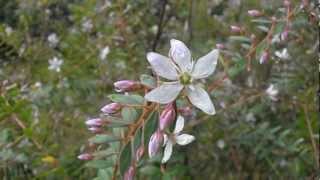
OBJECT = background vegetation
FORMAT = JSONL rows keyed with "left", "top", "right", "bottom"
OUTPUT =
{"left": 0, "top": 0, "right": 318, "bottom": 179}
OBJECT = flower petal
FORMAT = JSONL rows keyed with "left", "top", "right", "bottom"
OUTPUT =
{"left": 187, "top": 85, "right": 215, "bottom": 115}
{"left": 147, "top": 52, "right": 178, "bottom": 80}
{"left": 192, "top": 49, "right": 219, "bottom": 79}
{"left": 176, "top": 134, "right": 195, "bottom": 145}
{"left": 145, "top": 82, "right": 183, "bottom": 104}
{"left": 161, "top": 140, "right": 173, "bottom": 163}
{"left": 173, "top": 116, "right": 184, "bottom": 134}
{"left": 169, "top": 39, "right": 192, "bottom": 72}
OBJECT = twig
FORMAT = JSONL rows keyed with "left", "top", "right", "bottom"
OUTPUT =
{"left": 152, "top": 0, "right": 168, "bottom": 51}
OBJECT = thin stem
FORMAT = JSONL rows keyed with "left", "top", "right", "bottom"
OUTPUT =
{"left": 152, "top": 0, "right": 168, "bottom": 51}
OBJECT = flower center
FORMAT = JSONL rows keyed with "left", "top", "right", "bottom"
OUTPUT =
{"left": 179, "top": 72, "right": 192, "bottom": 85}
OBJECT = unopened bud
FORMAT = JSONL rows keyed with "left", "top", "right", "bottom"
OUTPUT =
{"left": 216, "top": 43, "right": 225, "bottom": 50}
{"left": 248, "top": 9, "right": 262, "bottom": 17}
{"left": 101, "top": 103, "right": 122, "bottom": 114}
{"left": 159, "top": 103, "right": 176, "bottom": 131}
{"left": 259, "top": 50, "right": 269, "bottom": 64}
{"left": 124, "top": 166, "right": 135, "bottom": 180}
{"left": 280, "top": 28, "right": 289, "bottom": 41}
{"left": 114, "top": 80, "right": 141, "bottom": 92}
{"left": 85, "top": 118, "right": 104, "bottom": 127}
{"left": 88, "top": 126, "right": 104, "bottom": 133}
{"left": 148, "top": 130, "right": 163, "bottom": 158}
{"left": 135, "top": 146, "right": 145, "bottom": 162}
{"left": 284, "top": 0, "right": 290, "bottom": 7}
{"left": 230, "top": 25, "right": 242, "bottom": 33}
{"left": 77, "top": 153, "right": 93, "bottom": 160}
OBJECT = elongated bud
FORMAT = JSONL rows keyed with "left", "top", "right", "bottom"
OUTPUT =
{"left": 216, "top": 43, "right": 225, "bottom": 50}
{"left": 114, "top": 80, "right": 141, "bottom": 92}
{"left": 77, "top": 153, "right": 93, "bottom": 160}
{"left": 148, "top": 130, "right": 164, "bottom": 158}
{"left": 85, "top": 118, "right": 104, "bottom": 127}
{"left": 280, "top": 27, "right": 289, "bottom": 41}
{"left": 101, "top": 103, "right": 122, "bottom": 114}
{"left": 135, "top": 146, "right": 145, "bottom": 162}
{"left": 230, "top": 25, "right": 242, "bottom": 33}
{"left": 248, "top": 10, "right": 262, "bottom": 17}
{"left": 124, "top": 166, "right": 135, "bottom": 180}
{"left": 88, "top": 126, "right": 104, "bottom": 133}
{"left": 259, "top": 50, "right": 269, "bottom": 64}
{"left": 159, "top": 103, "right": 176, "bottom": 131}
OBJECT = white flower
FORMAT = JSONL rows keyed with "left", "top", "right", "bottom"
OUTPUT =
{"left": 82, "top": 18, "right": 93, "bottom": 32}
{"left": 47, "top": 33, "right": 59, "bottom": 47}
{"left": 271, "top": 33, "right": 281, "bottom": 44}
{"left": 162, "top": 116, "right": 195, "bottom": 163}
{"left": 145, "top": 39, "right": 219, "bottom": 115}
{"left": 5, "top": 25, "right": 13, "bottom": 36}
{"left": 265, "top": 84, "right": 278, "bottom": 101}
{"left": 216, "top": 139, "right": 225, "bottom": 149}
{"left": 48, "top": 57, "right": 63, "bottom": 72}
{"left": 275, "top": 48, "right": 290, "bottom": 60}
{"left": 99, "top": 46, "right": 110, "bottom": 60}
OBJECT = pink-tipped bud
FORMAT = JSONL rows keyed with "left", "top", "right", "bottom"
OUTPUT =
{"left": 101, "top": 103, "right": 122, "bottom": 114}
{"left": 259, "top": 50, "right": 270, "bottom": 64}
{"left": 124, "top": 166, "right": 135, "bottom": 180}
{"left": 280, "top": 27, "right": 289, "bottom": 41}
{"left": 216, "top": 43, "right": 225, "bottom": 50}
{"left": 77, "top": 153, "right": 93, "bottom": 160}
{"left": 148, "top": 130, "right": 163, "bottom": 158}
{"left": 159, "top": 103, "right": 176, "bottom": 131}
{"left": 135, "top": 146, "right": 145, "bottom": 162}
{"left": 88, "top": 126, "right": 104, "bottom": 133}
{"left": 230, "top": 25, "right": 242, "bottom": 33}
{"left": 114, "top": 80, "right": 141, "bottom": 92}
{"left": 248, "top": 9, "right": 262, "bottom": 17}
{"left": 178, "top": 107, "right": 193, "bottom": 117}
{"left": 85, "top": 118, "right": 104, "bottom": 127}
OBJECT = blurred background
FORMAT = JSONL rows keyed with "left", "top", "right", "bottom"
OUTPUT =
{"left": 0, "top": 0, "right": 318, "bottom": 179}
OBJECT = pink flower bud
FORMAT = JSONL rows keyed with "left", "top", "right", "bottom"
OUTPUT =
{"left": 159, "top": 103, "right": 176, "bottom": 131}
{"left": 280, "top": 28, "right": 289, "bottom": 41}
{"left": 124, "top": 166, "right": 135, "bottom": 180}
{"left": 85, "top": 118, "right": 104, "bottom": 126}
{"left": 148, "top": 130, "right": 163, "bottom": 158}
{"left": 284, "top": 0, "right": 290, "bottom": 7}
{"left": 101, "top": 103, "right": 122, "bottom": 114}
{"left": 230, "top": 25, "right": 242, "bottom": 33}
{"left": 88, "top": 126, "right": 104, "bottom": 133}
{"left": 259, "top": 50, "right": 269, "bottom": 64}
{"left": 77, "top": 153, "right": 93, "bottom": 160}
{"left": 135, "top": 146, "right": 145, "bottom": 162}
{"left": 216, "top": 43, "right": 225, "bottom": 50}
{"left": 248, "top": 10, "right": 262, "bottom": 17}
{"left": 114, "top": 80, "right": 141, "bottom": 92}
{"left": 178, "top": 107, "right": 193, "bottom": 117}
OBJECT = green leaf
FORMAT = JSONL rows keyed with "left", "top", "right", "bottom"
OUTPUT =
{"left": 229, "top": 36, "right": 251, "bottom": 43}
{"left": 85, "top": 160, "right": 113, "bottom": 169}
{"left": 108, "top": 94, "right": 144, "bottom": 105}
{"left": 140, "top": 74, "right": 156, "bottom": 88}
{"left": 121, "top": 107, "right": 138, "bottom": 122}
{"left": 89, "top": 134, "right": 120, "bottom": 144}
{"left": 119, "top": 142, "right": 132, "bottom": 178}
{"left": 227, "top": 58, "right": 246, "bottom": 78}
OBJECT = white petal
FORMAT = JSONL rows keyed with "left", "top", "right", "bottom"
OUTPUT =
{"left": 192, "top": 49, "right": 219, "bottom": 79}
{"left": 147, "top": 52, "right": 178, "bottom": 80}
{"left": 187, "top": 85, "right": 215, "bottom": 115}
{"left": 163, "top": 134, "right": 168, "bottom": 146}
{"left": 169, "top": 39, "right": 192, "bottom": 72}
{"left": 176, "top": 134, "right": 195, "bottom": 145}
{"left": 161, "top": 140, "right": 173, "bottom": 163}
{"left": 145, "top": 82, "right": 183, "bottom": 104}
{"left": 173, "top": 116, "right": 184, "bottom": 134}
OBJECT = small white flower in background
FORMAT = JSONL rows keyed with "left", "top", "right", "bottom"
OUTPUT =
{"left": 99, "top": 46, "right": 110, "bottom": 60}
{"left": 82, "top": 18, "right": 93, "bottom": 32}
{"left": 271, "top": 33, "right": 281, "bottom": 44}
{"left": 48, "top": 57, "right": 63, "bottom": 72}
{"left": 5, "top": 25, "right": 13, "bottom": 36}
{"left": 162, "top": 116, "right": 195, "bottom": 163}
{"left": 265, "top": 84, "right": 278, "bottom": 101}
{"left": 145, "top": 39, "right": 219, "bottom": 115}
{"left": 275, "top": 48, "right": 290, "bottom": 60}
{"left": 216, "top": 139, "right": 225, "bottom": 149}
{"left": 245, "top": 112, "right": 256, "bottom": 123}
{"left": 47, "top": 33, "right": 59, "bottom": 47}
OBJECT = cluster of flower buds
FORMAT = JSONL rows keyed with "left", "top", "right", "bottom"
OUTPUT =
{"left": 114, "top": 80, "right": 142, "bottom": 92}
